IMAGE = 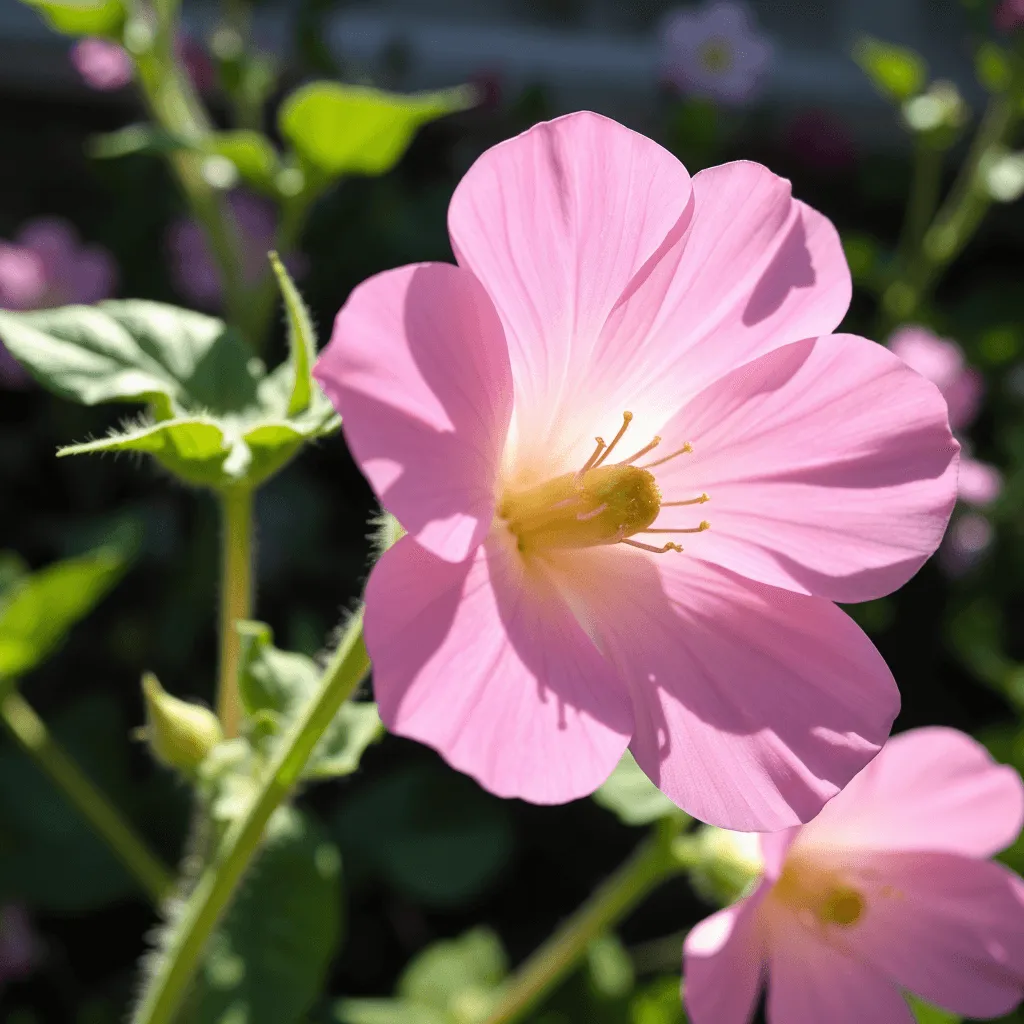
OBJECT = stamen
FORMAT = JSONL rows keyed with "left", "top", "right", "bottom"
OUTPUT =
{"left": 662, "top": 494, "right": 709, "bottom": 507}
{"left": 639, "top": 442, "right": 693, "bottom": 470}
{"left": 643, "top": 521, "right": 711, "bottom": 535}
{"left": 575, "top": 438, "right": 607, "bottom": 485}
{"left": 593, "top": 412, "right": 633, "bottom": 468}
{"left": 576, "top": 503, "right": 608, "bottom": 522}
{"left": 623, "top": 538, "right": 684, "bottom": 554}
{"left": 617, "top": 436, "right": 662, "bottom": 466}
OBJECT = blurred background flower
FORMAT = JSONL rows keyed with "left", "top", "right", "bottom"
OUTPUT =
{"left": 0, "top": 904, "right": 41, "bottom": 990}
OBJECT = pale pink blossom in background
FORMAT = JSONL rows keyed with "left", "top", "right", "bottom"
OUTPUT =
{"left": 0, "top": 218, "right": 117, "bottom": 386}
{"left": 940, "top": 512, "right": 995, "bottom": 576}
{"left": 684, "top": 728, "right": 1024, "bottom": 1024}
{"left": 658, "top": 1, "right": 773, "bottom": 105}
{"left": 168, "top": 191, "right": 304, "bottom": 309}
{"left": 888, "top": 326, "right": 1002, "bottom": 512}
{"left": 315, "top": 112, "right": 959, "bottom": 831}
{"left": 70, "top": 37, "right": 133, "bottom": 91}
{"left": 0, "top": 904, "right": 40, "bottom": 988}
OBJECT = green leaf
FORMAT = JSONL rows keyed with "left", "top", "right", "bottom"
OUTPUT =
{"left": 0, "top": 301, "right": 258, "bottom": 417}
{"left": 335, "top": 1000, "right": 447, "bottom": 1024}
{"left": 19, "top": 0, "right": 124, "bottom": 37}
{"left": 587, "top": 935, "right": 634, "bottom": 1000}
{"left": 279, "top": 82, "right": 476, "bottom": 179}
{"left": 236, "top": 621, "right": 383, "bottom": 780}
{"left": 89, "top": 124, "right": 186, "bottom": 160}
{"left": 270, "top": 252, "right": 318, "bottom": 415}
{"left": 333, "top": 762, "right": 515, "bottom": 908}
{"left": 593, "top": 751, "right": 688, "bottom": 827}
{"left": 0, "top": 545, "right": 127, "bottom": 684}
{"left": 0, "top": 553, "right": 28, "bottom": 602}
{"left": 630, "top": 977, "right": 687, "bottom": 1024}
{"left": 853, "top": 36, "right": 927, "bottom": 103}
{"left": 186, "top": 807, "right": 342, "bottom": 1024}
{"left": 205, "top": 131, "right": 281, "bottom": 193}
{"left": 398, "top": 928, "right": 507, "bottom": 1019}
{"left": 977, "top": 43, "right": 1013, "bottom": 94}
{"left": 908, "top": 995, "right": 960, "bottom": 1024}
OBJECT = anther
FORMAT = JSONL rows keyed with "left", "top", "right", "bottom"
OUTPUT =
{"left": 593, "top": 412, "right": 633, "bottom": 468}
{"left": 639, "top": 441, "right": 693, "bottom": 469}
{"left": 623, "top": 538, "right": 684, "bottom": 554}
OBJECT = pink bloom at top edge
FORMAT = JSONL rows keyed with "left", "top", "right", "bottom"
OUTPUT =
{"left": 996, "top": 0, "right": 1024, "bottom": 33}
{"left": 658, "top": 1, "right": 773, "bottom": 105}
{"left": 313, "top": 112, "right": 959, "bottom": 831}
{"left": 684, "top": 727, "right": 1024, "bottom": 1024}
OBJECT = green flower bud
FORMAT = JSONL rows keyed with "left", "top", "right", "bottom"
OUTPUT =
{"left": 686, "top": 825, "right": 765, "bottom": 907}
{"left": 140, "top": 672, "right": 223, "bottom": 772}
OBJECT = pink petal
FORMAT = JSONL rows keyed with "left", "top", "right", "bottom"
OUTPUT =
{"left": 766, "top": 910, "right": 914, "bottom": 1024}
{"left": 364, "top": 534, "right": 633, "bottom": 804}
{"left": 315, "top": 263, "right": 513, "bottom": 563}
{"left": 957, "top": 457, "right": 1002, "bottom": 507}
{"left": 840, "top": 851, "right": 1024, "bottom": 1018}
{"left": 594, "top": 161, "right": 851, "bottom": 428}
{"left": 684, "top": 885, "right": 768, "bottom": 1024}
{"left": 553, "top": 548, "right": 898, "bottom": 830}
{"left": 760, "top": 829, "right": 799, "bottom": 879}
{"left": 796, "top": 726, "right": 1024, "bottom": 859}
{"left": 654, "top": 334, "right": 959, "bottom": 603}
{"left": 447, "top": 111, "right": 694, "bottom": 460}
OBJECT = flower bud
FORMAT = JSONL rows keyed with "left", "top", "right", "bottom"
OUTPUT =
{"left": 686, "top": 825, "right": 764, "bottom": 906}
{"left": 140, "top": 672, "right": 222, "bottom": 772}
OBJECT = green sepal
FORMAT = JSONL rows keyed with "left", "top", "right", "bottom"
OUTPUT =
{"left": 19, "top": 0, "right": 124, "bottom": 37}
{"left": 236, "top": 620, "right": 383, "bottom": 780}
{"left": 593, "top": 750, "right": 690, "bottom": 828}
{"left": 269, "top": 252, "right": 317, "bottom": 415}
{"left": 279, "top": 81, "right": 476, "bottom": 181}
{"left": 853, "top": 35, "right": 927, "bottom": 103}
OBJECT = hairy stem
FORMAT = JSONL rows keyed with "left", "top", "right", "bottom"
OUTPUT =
{"left": 131, "top": 610, "right": 370, "bottom": 1024}
{"left": 216, "top": 486, "right": 253, "bottom": 738}
{"left": 481, "top": 816, "right": 691, "bottom": 1024}
{"left": 0, "top": 690, "right": 173, "bottom": 904}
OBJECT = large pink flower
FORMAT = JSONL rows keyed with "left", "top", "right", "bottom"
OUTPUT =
{"left": 684, "top": 728, "right": 1024, "bottom": 1023}
{"left": 314, "top": 112, "right": 959, "bottom": 830}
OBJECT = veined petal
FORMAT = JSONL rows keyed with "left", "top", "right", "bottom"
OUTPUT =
{"left": 448, "top": 111, "right": 693, "bottom": 463}
{"left": 840, "top": 852, "right": 1024, "bottom": 1018}
{"left": 684, "top": 885, "right": 768, "bottom": 1024}
{"left": 314, "top": 262, "right": 513, "bottom": 562}
{"left": 654, "top": 334, "right": 959, "bottom": 603}
{"left": 550, "top": 547, "right": 898, "bottom": 831}
{"left": 592, "top": 160, "right": 852, "bottom": 429}
{"left": 364, "top": 534, "right": 633, "bottom": 804}
{"left": 796, "top": 727, "right": 1024, "bottom": 859}
{"left": 766, "top": 910, "right": 914, "bottom": 1024}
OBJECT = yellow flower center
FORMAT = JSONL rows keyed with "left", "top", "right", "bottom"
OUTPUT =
{"left": 699, "top": 38, "right": 734, "bottom": 74}
{"left": 498, "top": 412, "right": 709, "bottom": 555}
{"left": 772, "top": 856, "right": 866, "bottom": 928}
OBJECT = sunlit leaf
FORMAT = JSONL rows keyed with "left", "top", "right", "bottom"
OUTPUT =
{"left": 908, "top": 995, "right": 960, "bottom": 1024}
{"left": 279, "top": 82, "right": 476, "bottom": 179}
{"left": 19, "top": 0, "right": 124, "bottom": 37}
{"left": 593, "top": 751, "right": 688, "bottom": 828}
{"left": 853, "top": 36, "right": 927, "bottom": 103}
{"left": 206, "top": 131, "right": 281, "bottom": 194}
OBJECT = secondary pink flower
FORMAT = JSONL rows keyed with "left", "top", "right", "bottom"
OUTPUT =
{"left": 168, "top": 191, "right": 303, "bottom": 309}
{"left": 71, "top": 38, "right": 133, "bottom": 91}
{"left": 658, "top": 1, "right": 773, "bottom": 105}
{"left": 939, "top": 512, "right": 995, "bottom": 576}
{"left": 684, "top": 728, "right": 1024, "bottom": 1024}
{"left": 315, "top": 112, "right": 959, "bottom": 830}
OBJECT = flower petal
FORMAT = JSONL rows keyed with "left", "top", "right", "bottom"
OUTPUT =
{"left": 364, "top": 534, "right": 633, "bottom": 804}
{"left": 766, "top": 911, "right": 914, "bottom": 1024}
{"left": 447, "top": 111, "right": 693, "bottom": 461}
{"left": 684, "top": 885, "right": 768, "bottom": 1024}
{"left": 797, "top": 726, "right": 1024, "bottom": 859}
{"left": 654, "top": 334, "right": 959, "bottom": 603}
{"left": 553, "top": 548, "right": 898, "bottom": 830}
{"left": 592, "top": 160, "right": 851, "bottom": 431}
{"left": 841, "top": 851, "right": 1024, "bottom": 1018}
{"left": 314, "top": 263, "right": 513, "bottom": 562}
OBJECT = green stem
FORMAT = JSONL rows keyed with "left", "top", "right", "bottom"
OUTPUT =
{"left": 0, "top": 690, "right": 174, "bottom": 904}
{"left": 481, "top": 817, "right": 689, "bottom": 1024}
{"left": 896, "top": 138, "right": 944, "bottom": 270}
{"left": 216, "top": 486, "right": 254, "bottom": 739}
{"left": 131, "top": 609, "right": 370, "bottom": 1024}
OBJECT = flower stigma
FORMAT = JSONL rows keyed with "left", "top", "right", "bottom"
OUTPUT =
{"left": 497, "top": 412, "right": 710, "bottom": 555}
{"left": 771, "top": 855, "right": 867, "bottom": 929}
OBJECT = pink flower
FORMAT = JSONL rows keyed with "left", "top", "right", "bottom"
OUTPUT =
{"left": 314, "top": 112, "right": 959, "bottom": 830}
{"left": 887, "top": 325, "right": 981, "bottom": 431}
{"left": 0, "top": 904, "right": 40, "bottom": 987}
{"left": 658, "top": 1, "right": 773, "bottom": 105}
{"left": 167, "top": 191, "right": 303, "bottom": 309}
{"left": 684, "top": 728, "right": 1024, "bottom": 1024}
{"left": 0, "top": 218, "right": 117, "bottom": 386}
{"left": 939, "top": 512, "right": 995, "bottom": 576}
{"left": 71, "top": 37, "right": 133, "bottom": 91}
{"left": 996, "top": 0, "right": 1024, "bottom": 33}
